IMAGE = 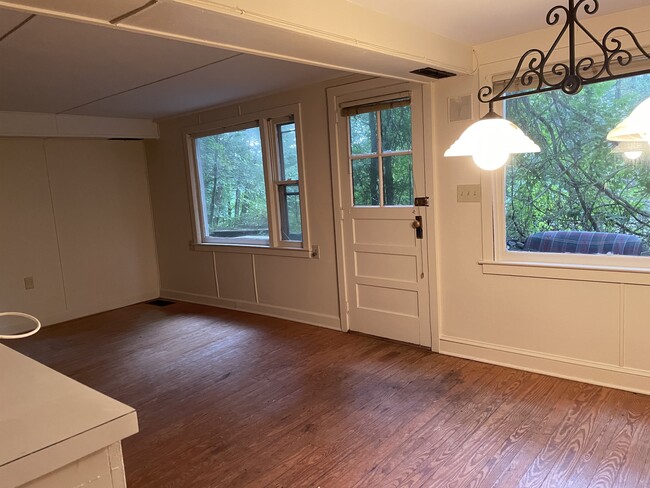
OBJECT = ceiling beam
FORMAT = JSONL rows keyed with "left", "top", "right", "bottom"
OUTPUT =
{"left": 0, "top": 0, "right": 474, "bottom": 82}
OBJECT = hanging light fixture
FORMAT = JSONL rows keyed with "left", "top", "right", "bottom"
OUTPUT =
{"left": 444, "top": 103, "right": 540, "bottom": 170}
{"left": 445, "top": 0, "right": 650, "bottom": 170}
{"left": 607, "top": 97, "right": 650, "bottom": 144}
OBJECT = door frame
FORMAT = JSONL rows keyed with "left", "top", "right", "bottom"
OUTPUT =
{"left": 326, "top": 77, "right": 441, "bottom": 351}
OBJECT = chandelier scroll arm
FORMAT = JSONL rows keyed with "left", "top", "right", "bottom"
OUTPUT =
{"left": 478, "top": 49, "right": 547, "bottom": 104}
{"left": 572, "top": 17, "right": 608, "bottom": 80}
{"left": 574, "top": 0, "right": 600, "bottom": 17}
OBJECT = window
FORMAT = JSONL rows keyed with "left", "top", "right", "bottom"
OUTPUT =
{"left": 499, "top": 72, "right": 650, "bottom": 266}
{"left": 188, "top": 108, "right": 308, "bottom": 250}
{"left": 271, "top": 118, "right": 303, "bottom": 242}
{"left": 347, "top": 101, "right": 413, "bottom": 207}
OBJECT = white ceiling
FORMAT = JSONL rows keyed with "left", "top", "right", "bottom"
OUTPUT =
{"left": 0, "top": 8, "right": 345, "bottom": 119}
{"left": 1, "top": 1, "right": 648, "bottom": 120}
{"left": 347, "top": 0, "right": 650, "bottom": 44}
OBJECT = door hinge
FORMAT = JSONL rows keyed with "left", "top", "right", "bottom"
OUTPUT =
{"left": 340, "top": 208, "right": 345, "bottom": 220}
{"left": 345, "top": 300, "right": 350, "bottom": 313}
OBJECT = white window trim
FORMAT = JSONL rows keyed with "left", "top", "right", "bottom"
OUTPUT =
{"left": 184, "top": 104, "right": 311, "bottom": 257}
{"left": 477, "top": 63, "right": 650, "bottom": 285}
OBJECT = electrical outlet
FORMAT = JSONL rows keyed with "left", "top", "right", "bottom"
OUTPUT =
{"left": 457, "top": 184, "right": 481, "bottom": 203}
{"left": 24, "top": 276, "right": 35, "bottom": 290}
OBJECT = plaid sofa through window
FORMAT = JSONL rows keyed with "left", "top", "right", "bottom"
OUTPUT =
{"left": 522, "top": 231, "right": 649, "bottom": 256}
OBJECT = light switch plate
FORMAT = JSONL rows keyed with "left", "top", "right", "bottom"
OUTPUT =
{"left": 457, "top": 184, "right": 481, "bottom": 203}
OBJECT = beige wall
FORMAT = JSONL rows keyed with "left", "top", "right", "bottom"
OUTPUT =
{"left": 146, "top": 78, "right": 353, "bottom": 329}
{"left": 432, "top": 6, "right": 650, "bottom": 393}
{"left": 0, "top": 138, "right": 159, "bottom": 327}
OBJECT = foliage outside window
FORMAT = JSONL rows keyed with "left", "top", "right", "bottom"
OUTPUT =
{"left": 504, "top": 72, "right": 650, "bottom": 259}
{"left": 190, "top": 111, "right": 307, "bottom": 248}
{"left": 348, "top": 104, "right": 414, "bottom": 206}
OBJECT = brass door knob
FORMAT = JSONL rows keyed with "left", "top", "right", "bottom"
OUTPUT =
{"left": 412, "top": 220, "right": 422, "bottom": 229}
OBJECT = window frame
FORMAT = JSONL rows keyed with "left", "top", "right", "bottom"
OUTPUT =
{"left": 267, "top": 115, "right": 307, "bottom": 248}
{"left": 185, "top": 104, "right": 311, "bottom": 256}
{"left": 477, "top": 63, "right": 650, "bottom": 284}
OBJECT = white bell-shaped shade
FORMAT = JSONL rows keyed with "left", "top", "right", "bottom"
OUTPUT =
{"left": 607, "top": 97, "right": 650, "bottom": 143}
{"left": 445, "top": 109, "right": 541, "bottom": 170}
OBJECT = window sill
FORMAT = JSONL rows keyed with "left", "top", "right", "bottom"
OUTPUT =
{"left": 480, "top": 260, "right": 650, "bottom": 285}
{"left": 191, "top": 242, "right": 313, "bottom": 258}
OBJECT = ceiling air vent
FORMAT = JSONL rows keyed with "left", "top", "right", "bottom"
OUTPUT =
{"left": 410, "top": 67, "right": 456, "bottom": 80}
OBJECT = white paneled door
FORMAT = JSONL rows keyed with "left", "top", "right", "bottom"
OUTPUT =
{"left": 331, "top": 81, "right": 432, "bottom": 347}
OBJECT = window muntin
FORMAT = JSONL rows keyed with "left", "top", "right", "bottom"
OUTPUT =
{"left": 502, "top": 73, "right": 650, "bottom": 261}
{"left": 189, "top": 109, "right": 307, "bottom": 249}
{"left": 348, "top": 104, "right": 413, "bottom": 207}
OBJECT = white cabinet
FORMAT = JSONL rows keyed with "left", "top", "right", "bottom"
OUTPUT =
{"left": 0, "top": 345, "right": 138, "bottom": 488}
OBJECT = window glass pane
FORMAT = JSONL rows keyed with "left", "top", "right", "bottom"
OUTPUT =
{"left": 277, "top": 122, "right": 299, "bottom": 181}
{"left": 350, "top": 112, "right": 378, "bottom": 155}
{"left": 383, "top": 155, "right": 413, "bottom": 206}
{"left": 381, "top": 105, "right": 412, "bottom": 153}
{"left": 278, "top": 184, "right": 302, "bottom": 241}
{"left": 195, "top": 126, "right": 269, "bottom": 242}
{"left": 352, "top": 158, "right": 380, "bottom": 206}
{"left": 505, "top": 74, "right": 650, "bottom": 257}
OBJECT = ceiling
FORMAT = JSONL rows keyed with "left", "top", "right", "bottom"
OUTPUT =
{"left": 347, "top": 0, "right": 650, "bottom": 45}
{"left": 0, "top": 1, "right": 648, "bottom": 121}
{"left": 0, "top": 8, "right": 345, "bottom": 119}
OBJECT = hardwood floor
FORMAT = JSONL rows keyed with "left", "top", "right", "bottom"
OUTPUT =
{"left": 8, "top": 301, "right": 650, "bottom": 487}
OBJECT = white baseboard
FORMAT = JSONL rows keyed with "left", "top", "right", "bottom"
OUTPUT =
{"left": 36, "top": 291, "right": 160, "bottom": 328}
{"left": 440, "top": 335, "right": 650, "bottom": 395}
{"left": 160, "top": 289, "right": 342, "bottom": 331}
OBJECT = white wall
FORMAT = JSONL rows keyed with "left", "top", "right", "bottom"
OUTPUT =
{"left": 0, "top": 138, "right": 159, "bottom": 328}
{"left": 146, "top": 78, "right": 354, "bottom": 329}
{"left": 432, "top": 7, "right": 650, "bottom": 393}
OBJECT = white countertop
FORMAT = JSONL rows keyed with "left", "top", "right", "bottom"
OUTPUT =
{"left": 0, "top": 344, "right": 138, "bottom": 487}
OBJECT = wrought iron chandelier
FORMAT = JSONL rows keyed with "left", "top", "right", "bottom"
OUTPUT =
{"left": 445, "top": 0, "right": 650, "bottom": 170}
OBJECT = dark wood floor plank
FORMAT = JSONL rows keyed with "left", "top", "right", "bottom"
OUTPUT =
{"left": 350, "top": 367, "right": 527, "bottom": 487}
{"left": 557, "top": 391, "right": 633, "bottom": 487}
{"left": 515, "top": 383, "right": 610, "bottom": 487}
{"left": 538, "top": 388, "right": 621, "bottom": 488}
{"left": 270, "top": 356, "right": 487, "bottom": 488}
{"left": 231, "top": 352, "right": 454, "bottom": 487}
{"left": 587, "top": 397, "right": 650, "bottom": 487}
{"left": 7, "top": 301, "right": 650, "bottom": 488}
{"left": 387, "top": 369, "right": 552, "bottom": 488}
{"left": 415, "top": 374, "right": 564, "bottom": 488}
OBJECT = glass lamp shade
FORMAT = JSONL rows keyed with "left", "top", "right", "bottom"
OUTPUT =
{"left": 444, "top": 110, "right": 541, "bottom": 171}
{"left": 612, "top": 140, "right": 648, "bottom": 160}
{"left": 625, "top": 151, "right": 643, "bottom": 160}
{"left": 607, "top": 97, "right": 650, "bottom": 143}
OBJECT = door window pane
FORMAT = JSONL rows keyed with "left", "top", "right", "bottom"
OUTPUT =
{"left": 352, "top": 158, "right": 380, "bottom": 206}
{"left": 350, "top": 112, "right": 378, "bottom": 155}
{"left": 277, "top": 122, "right": 299, "bottom": 180}
{"left": 383, "top": 155, "right": 414, "bottom": 206}
{"left": 381, "top": 106, "right": 412, "bottom": 153}
{"left": 195, "top": 126, "right": 269, "bottom": 241}
{"left": 278, "top": 184, "right": 302, "bottom": 241}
